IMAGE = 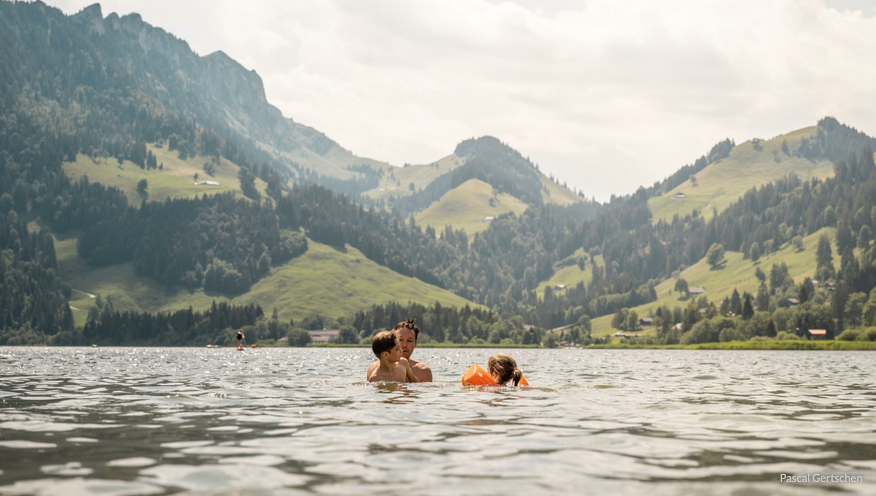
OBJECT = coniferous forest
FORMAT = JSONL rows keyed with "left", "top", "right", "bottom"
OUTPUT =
{"left": 2, "top": 2, "right": 876, "bottom": 346}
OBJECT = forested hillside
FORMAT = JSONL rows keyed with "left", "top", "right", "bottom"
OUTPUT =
{"left": 0, "top": 209, "right": 72, "bottom": 344}
{"left": 2, "top": 1, "right": 875, "bottom": 347}
{"left": 648, "top": 118, "right": 876, "bottom": 223}
{"left": 391, "top": 136, "right": 584, "bottom": 215}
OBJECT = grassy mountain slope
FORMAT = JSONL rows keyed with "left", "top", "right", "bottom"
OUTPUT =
{"left": 540, "top": 175, "right": 584, "bottom": 206}
{"left": 535, "top": 249, "right": 603, "bottom": 299}
{"left": 649, "top": 127, "right": 833, "bottom": 223}
{"left": 414, "top": 178, "right": 529, "bottom": 235}
{"left": 365, "top": 154, "right": 465, "bottom": 201}
{"left": 590, "top": 227, "right": 841, "bottom": 336}
{"left": 64, "top": 146, "right": 267, "bottom": 206}
{"left": 390, "top": 137, "right": 586, "bottom": 232}
{"left": 56, "top": 232, "right": 477, "bottom": 326}
{"left": 365, "top": 153, "right": 582, "bottom": 207}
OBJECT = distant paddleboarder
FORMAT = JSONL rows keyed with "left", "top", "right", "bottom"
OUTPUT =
{"left": 236, "top": 329, "right": 245, "bottom": 350}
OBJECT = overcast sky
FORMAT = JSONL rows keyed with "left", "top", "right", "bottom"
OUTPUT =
{"left": 45, "top": 0, "right": 876, "bottom": 200}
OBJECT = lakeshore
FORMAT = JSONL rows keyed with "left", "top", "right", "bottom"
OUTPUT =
{"left": 305, "top": 340, "right": 876, "bottom": 350}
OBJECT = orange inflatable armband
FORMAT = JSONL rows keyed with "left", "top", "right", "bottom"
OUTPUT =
{"left": 462, "top": 363, "right": 529, "bottom": 386}
{"left": 462, "top": 363, "right": 497, "bottom": 386}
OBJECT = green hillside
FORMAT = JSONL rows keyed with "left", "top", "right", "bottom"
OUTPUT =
{"left": 364, "top": 153, "right": 583, "bottom": 208}
{"left": 365, "top": 154, "right": 466, "bottom": 201}
{"left": 57, "top": 232, "right": 478, "bottom": 327}
{"left": 535, "top": 249, "right": 603, "bottom": 299}
{"left": 55, "top": 145, "right": 481, "bottom": 328}
{"left": 591, "top": 227, "right": 841, "bottom": 337}
{"left": 648, "top": 127, "right": 834, "bottom": 223}
{"left": 63, "top": 145, "right": 267, "bottom": 206}
{"left": 414, "top": 178, "right": 529, "bottom": 235}
{"left": 540, "top": 175, "right": 585, "bottom": 206}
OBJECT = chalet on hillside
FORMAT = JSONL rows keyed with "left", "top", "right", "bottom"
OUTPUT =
{"left": 308, "top": 329, "right": 340, "bottom": 344}
{"left": 198, "top": 180, "right": 220, "bottom": 186}
{"left": 808, "top": 329, "right": 827, "bottom": 340}
{"left": 688, "top": 287, "right": 705, "bottom": 296}
{"left": 553, "top": 284, "right": 566, "bottom": 290}
{"left": 673, "top": 192, "right": 686, "bottom": 199}
{"left": 787, "top": 298, "right": 799, "bottom": 307}
{"left": 484, "top": 216, "right": 495, "bottom": 222}
{"left": 639, "top": 317, "right": 653, "bottom": 327}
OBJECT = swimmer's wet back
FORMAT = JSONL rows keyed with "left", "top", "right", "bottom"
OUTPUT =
{"left": 462, "top": 363, "right": 528, "bottom": 386}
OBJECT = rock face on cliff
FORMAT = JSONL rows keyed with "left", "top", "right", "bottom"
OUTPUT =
{"left": 66, "top": 3, "right": 342, "bottom": 165}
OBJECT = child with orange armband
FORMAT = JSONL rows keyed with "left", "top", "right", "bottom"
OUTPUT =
{"left": 462, "top": 353, "right": 528, "bottom": 387}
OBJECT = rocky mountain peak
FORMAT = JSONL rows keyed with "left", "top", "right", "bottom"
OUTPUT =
{"left": 71, "top": 3, "right": 105, "bottom": 35}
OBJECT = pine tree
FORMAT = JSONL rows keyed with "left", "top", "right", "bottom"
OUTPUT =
{"left": 756, "top": 282, "right": 770, "bottom": 311}
{"left": 798, "top": 284, "right": 809, "bottom": 304}
{"left": 720, "top": 297, "right": 731, "bottom": 316}
{"left": 742, "top": 294, "right": 754, "bottom": 320}
{"left": 706, "top": 243, "right": 725, "bottom": 266}
{"left": 730, "top": 288, "right": 742, "bottom": 315}
{"left": 749, "top": 242, "right": 761, "bottom": 264}
{"left": 858, "top": 225, "right": 872, "bottom": 250}
{"left": 816, "top": 234, "right": 833, "bottom": 269}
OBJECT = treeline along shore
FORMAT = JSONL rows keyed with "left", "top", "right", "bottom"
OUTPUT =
{"left": 1, "top": 2, "right": 876, "bottom": 349}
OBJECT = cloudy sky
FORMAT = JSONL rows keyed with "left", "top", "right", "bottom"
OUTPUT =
{"left": 46, "top": 0, "right": 876, "bottom": 199}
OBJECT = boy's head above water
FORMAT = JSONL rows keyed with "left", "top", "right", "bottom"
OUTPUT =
{"left": 371, "top": 331, "right": 400, "bottom": 361}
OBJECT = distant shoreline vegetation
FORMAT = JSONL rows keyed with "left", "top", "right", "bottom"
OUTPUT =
{"left": 590, "top": 340, "right": 876, "bottom": 350}
{"left": 310, "top": 343, "right": 542, "bottom": 349}
{"left": 13, "top": 340, "right": 876, "bottom": 350}
{"left": 299, "top": 341, "right": 876, "bottom": 350}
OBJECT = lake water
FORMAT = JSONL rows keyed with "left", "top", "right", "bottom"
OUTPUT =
{"left": 0, "top": 348, "right": 874, "bottom": 495}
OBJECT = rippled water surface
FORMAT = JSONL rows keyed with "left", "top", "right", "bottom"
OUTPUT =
{"left": 0, "top": 348, "right": 874, "bottom": 495}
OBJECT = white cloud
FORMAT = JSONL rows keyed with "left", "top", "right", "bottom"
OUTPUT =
{"left": 45, "top": 0, "right": 876, "bottom": 199}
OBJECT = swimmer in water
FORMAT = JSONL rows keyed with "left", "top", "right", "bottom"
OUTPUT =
{"left": 367, "top": 330, "right": 418, "bottom": 383}
{"left": 487, "top": 353, "right": 525, "bottom": 386}
{"left": 367, "top": 318, "right": 432, "bottom": 382}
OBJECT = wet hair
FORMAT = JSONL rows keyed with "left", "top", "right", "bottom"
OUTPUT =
{"left": 392, "top": 318, "right": 419, "bottom": 340}
{"left": 371, "top": 331, "right": 398, "bottom": 359}
{"left": 488, "top": 353, "right": 523, "bottom": 386}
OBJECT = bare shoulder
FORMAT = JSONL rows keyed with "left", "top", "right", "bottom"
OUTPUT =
{"left": 411, "top": 361, "right": 432, "bottom": 382}
{"left": 366, "top": 361, "right": 378, "bottom": 380}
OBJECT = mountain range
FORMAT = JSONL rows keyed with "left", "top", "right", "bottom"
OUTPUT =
{"left": 1, "top": 1, "right": 875, "bottom": 346}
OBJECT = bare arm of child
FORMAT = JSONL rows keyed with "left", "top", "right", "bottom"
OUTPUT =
{"left": 400, "top": 358, "right": 418, "bottom": 383}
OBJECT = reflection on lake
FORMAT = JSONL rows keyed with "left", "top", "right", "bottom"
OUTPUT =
{"left": 0, "top": 348, "right": 874, "bottom": 495}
